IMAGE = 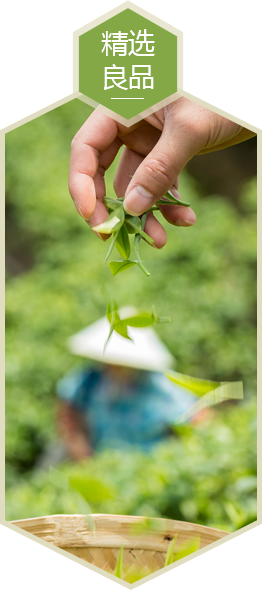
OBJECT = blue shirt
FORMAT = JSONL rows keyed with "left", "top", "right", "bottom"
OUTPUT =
{"left": 56, "top": 368, "right": 197, "bottom": 451}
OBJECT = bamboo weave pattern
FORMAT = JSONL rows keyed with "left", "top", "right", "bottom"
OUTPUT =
{"left": 11, "top": 514, "right": 228, "bottom": 579}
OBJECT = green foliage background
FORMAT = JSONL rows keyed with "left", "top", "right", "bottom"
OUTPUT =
{"left": 5, "top": 99, "right": 257, "bottom": 529}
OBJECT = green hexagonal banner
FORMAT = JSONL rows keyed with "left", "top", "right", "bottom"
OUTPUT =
{"left": 79, "top": 8, "right": 177, "bottom": 119}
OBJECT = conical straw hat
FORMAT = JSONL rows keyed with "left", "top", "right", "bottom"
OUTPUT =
{"left": 68, "top": 307, "right": 174, "bottom": 371}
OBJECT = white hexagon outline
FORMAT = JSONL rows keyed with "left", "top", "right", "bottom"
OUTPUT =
{"left": 75, "top": 0, "right": 181, "bottom": 127}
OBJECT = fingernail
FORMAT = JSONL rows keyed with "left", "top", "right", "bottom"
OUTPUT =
{"left": 173, "top": 218, "right": 195, "bottom": 227}
{"left": 124, "top": 185, "right": 154, "bottom": 216}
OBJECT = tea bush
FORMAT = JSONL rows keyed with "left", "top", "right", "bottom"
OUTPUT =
{"left": 5, "top": 401, "right": 257, "bottom": 531}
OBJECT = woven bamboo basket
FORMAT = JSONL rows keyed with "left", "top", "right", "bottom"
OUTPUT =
{"left": 12, "top": 514, "right": 228, "bottom": 579}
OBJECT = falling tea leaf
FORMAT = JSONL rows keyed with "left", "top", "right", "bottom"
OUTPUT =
{"left": 109, "top": 260, "right": 137, "bottom": 276}
{"left": 165, "top": 370, "right": 244, "bottom": 424}
{"left": 104, "top": 300, "right": 171, "bottom": 348}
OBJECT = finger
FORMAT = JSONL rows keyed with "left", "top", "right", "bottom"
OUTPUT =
{"left": 159, "top": 185, "right": 197, "bottom": 227}
{"left": 144, "top": 212, "right": 167, "bottom": 249}
{"left": 68, "top": 110, "right": 119, "bottom": 220}
{"left": 94, "top": 138, "right": 123, "bottom": 201}
{"left": 88, "top": 138, "right": 123, "bottom": 238}
{"left": 87, "top": 200, "right": 112, "bottom": 241}
{"left": 115, "top": 145, "right": 196, "bottom": 229}
{"left": 197, "top": 127, "right": 255, "bottom": 154}
{"left": 114, "top": 147, "right": 144, "bottom": 197}
{"left": 115, "top": 147, "right": 194, "bottom": 239}
{"left": 118, "top": 121, "right": 161, "bottom": 156}
{"left": 114, "top": 148, "right": 167, "bottom": 248}
{"left": 123, "top": 104, "right": 207, "bottom": 216}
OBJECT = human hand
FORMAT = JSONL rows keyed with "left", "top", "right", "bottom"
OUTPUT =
{"left": 69, "top": 97, "right": 255, "bottom": 249}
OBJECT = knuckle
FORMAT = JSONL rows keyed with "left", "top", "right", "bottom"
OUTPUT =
{"left": 179, "top": 113, "right": 202, "bottom": 136}
{"left": 174, "top": 103, "right": 209, "bottom": 138}
{"left": 145, "top": 156, "right": 174, "bottom": 188}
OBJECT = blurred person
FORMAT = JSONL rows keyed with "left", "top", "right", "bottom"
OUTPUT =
{"left": 56, "top": 308, "right": 201, "bottom": 461}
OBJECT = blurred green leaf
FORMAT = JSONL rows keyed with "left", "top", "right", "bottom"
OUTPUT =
{"left": 75, "top": 491, "right": 95, "bottom": 534}
{"left": 113, "top": 320, "right": 132, "bottom": 341}
{"left": 69, "top": 474, "right": 115, "bottom": 502}
{"left": 165, "top": 370, "right": 219, "bottom": 396}
{"left": 114, "top": 545, "right": 124, "bottom": 578}
{"left": 123, "top": 311, "right": 154, "bottom": 328}
{"left": 5, "top": 402, "right": 257, "bottom": 532}
{"left": 109, "top": 260, "right": 137, "bottom": 276}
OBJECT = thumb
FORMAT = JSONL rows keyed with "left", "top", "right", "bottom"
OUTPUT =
{"left": 123, "top": 106, "right": 206, "bottom": 216}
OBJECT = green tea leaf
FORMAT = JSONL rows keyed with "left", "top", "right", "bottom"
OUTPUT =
{"left": 97, "top": 545, "right": 124, "bottom": 584}
{"left": 169, "top": 537, "right": 200, "bottom": 584}
{"left": 109, "top": 260, "right": 137, "bottom": 276}
{"left": 123, "top": 311, "right": 154, "bottom": 328}
{"left": 92, "top": 206, "right": 125, "bottom": 234}
{"left": 156, "top": 316, "right": 171, "bottom": 323}
{"left": 172, "top": 381, "right": 243, "bottom": 425}
{"left": 125, "top": 216, "right": 142, "bottom": 234}
{"left": 125, "top": 216, "right": 154, "bottom": 245}
{"left": 113, "top": 320, "right": 132, "bottom": 340}
{"left": 158, "top": 190, "right": 191, "bottom": 207}
{"left": 114, "top": 545, "right": 124, "bottom": 579}
{"left": 106, "top": 299, "right": 119, "bottom": 324}
{"left": 165, "top": 373, "right": 244, "bottom": 425}
{"left": 151, "top": 305, "right": 171, "bottom": 324}
{"left": 104, "top": 301, "right": 171, "bottom": 349}
{"left": 165, "top": 370, "right": 219, "bottom": 396}
{"left": 105, "top": 299, "right": 123, "bottom": 349}
{"left": 69, "top": 474, "right": 114, "bottom": 502}
{"left": 104, "top": 197, "right": 123, "bottom": 210}
{"left": 104, "top": 231, "right": 119, "bottom": 262}
{"left": 115, "top": 225, "right": 130, "bottom": 259}
{"left": 75, "top": 492, "right": 95, "bottom": 535}
{"left": 104, "top": 324, "right": 114, "bottom": 351}
{"left": 173, "top": 537, "right": 200, "bottom": 562}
